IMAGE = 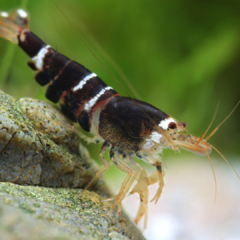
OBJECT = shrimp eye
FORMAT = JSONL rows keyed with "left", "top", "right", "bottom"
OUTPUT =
{"left": 168, "top": 122, "right": 177, "bottom": 129}
{"left": 180, "top": 121, "right": 187, "bottom": 128}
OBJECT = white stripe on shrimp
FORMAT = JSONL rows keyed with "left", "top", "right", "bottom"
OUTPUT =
{"left": 84, "top": 86, "right": 113, "bottom": 111}
{"left": 32, "top": 45, "right": 51, "bottom": 69}
{"left": 73, "top": 73, "right": 97, "bottom": 92}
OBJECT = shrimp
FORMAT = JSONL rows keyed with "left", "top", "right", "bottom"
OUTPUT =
{"left": 0, "top": 7, "right": 239, "bottom": 230}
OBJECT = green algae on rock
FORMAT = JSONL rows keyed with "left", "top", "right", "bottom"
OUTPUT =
{"left": 0, "top": 90, "right": 109, "bottom": 195}
{"left": 0, "top": 182, "right": 145, "bottom": 240}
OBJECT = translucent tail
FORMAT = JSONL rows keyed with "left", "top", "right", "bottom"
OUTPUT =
{"left": 0, "top": 9, "right": 29, "bottom": 44}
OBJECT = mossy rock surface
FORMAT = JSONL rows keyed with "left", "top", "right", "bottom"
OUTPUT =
{"left": 0, "top": 90, "right": 145, "bottom": 240}
{"left": 0, "top": 90, "right": 109, "bottom": 195}
{"left": 0, "top": 182, "right": 144, "bottom": 239}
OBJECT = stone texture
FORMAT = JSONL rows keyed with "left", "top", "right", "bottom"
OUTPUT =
{"left": 0, "top": 90, "right": 108, "bottom": 195}
{"left": 0, "top": 90, "right": 145, "bottom": 240}
{"left": 0, "top": 182, "right": 144, "bottom": 240}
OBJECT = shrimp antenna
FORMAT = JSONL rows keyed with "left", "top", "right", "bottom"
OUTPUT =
{"left": 51, "top": 0, "right": 141, "bottom": 100}
{"left": 209, "top": 143, "right": 240, "bottom": 180}
{"left": 206, "top": 100, "right": 240, "bottom": 141}
{"left": 197, "top": 102, "right": 220, "bottom": 145}
{"left": 204, "top": 150, "right": 217, "bottom": 203}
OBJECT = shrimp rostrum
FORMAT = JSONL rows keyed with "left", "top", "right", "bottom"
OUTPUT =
{"left": 0, "top": 9, "right": 239, "bottom": 229}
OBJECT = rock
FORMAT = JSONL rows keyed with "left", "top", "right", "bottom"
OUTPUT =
{"left": 0, "top": 90, "right": 145, "bottom": 240}
{"left": 0, "top": 90, "right": 109, "bottom": 195}
{"left": 0, "top": 182, "right": 144, "bottom": 239}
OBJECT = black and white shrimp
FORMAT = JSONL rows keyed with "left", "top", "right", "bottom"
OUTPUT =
{"left": 0, "top": 8, "right": 239, "bottom": 229}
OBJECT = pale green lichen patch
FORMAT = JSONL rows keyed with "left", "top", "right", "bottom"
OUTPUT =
{"left": 0, "top": 182, "right": 144, "bottom": 240}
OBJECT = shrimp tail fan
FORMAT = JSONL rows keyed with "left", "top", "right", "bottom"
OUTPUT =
{"left": 0, "top": 8, "right": 29, "bottom": 44}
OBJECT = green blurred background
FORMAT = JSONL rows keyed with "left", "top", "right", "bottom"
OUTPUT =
{"left": 0, "top": 0, "right": 239, "bottom": 161}
{"left": 1, "top": 1, "right": 239, "bottom": 238}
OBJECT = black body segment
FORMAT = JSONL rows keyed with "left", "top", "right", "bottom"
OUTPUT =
{"left": 99, "top": 111, "right": 144, "bottom": 151}
{"left": 59, "top": 76, "right": 108, "bottom": 119}
{"left": 90, "top": 88, "right": 118, "bottom": 112}
{"left": 78, "top": 111, "right": 91, "bottom": 132}
{"left": 18, "top": 30, "right": 46, "bottom": 57}
{"left": 60, "top": 85, "right": 118, "bottom": 132}
{"left": 60, "top": 104, "right": 77, "bottom": 123}
{"left": 46, "top": 61, "right": 91, "bottom": 103}
{"left": 34, "top": 50, "right": 65, "bottom": 86}
{"left": 101, "top": 96, "right": 169, "bottom": 137}
{"left": 99, "top": 96, "right": 169, "bottom": 150}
